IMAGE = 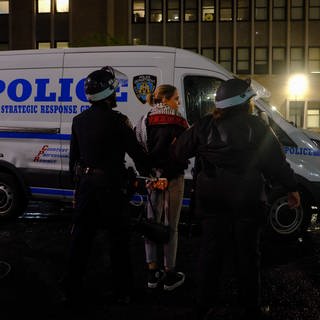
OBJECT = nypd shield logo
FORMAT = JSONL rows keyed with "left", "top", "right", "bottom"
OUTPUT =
{"left": 133, "top": 75, "right": 157, "bottom": 104}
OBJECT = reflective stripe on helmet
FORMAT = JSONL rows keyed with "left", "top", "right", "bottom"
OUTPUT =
{"left": 215, "top": 87, "right": 256, "bottom": 109}
{"left": 86, "top": 79, "right": 119, "bottom": 102}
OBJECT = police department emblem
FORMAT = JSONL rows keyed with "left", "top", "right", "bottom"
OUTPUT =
{"left": 133, "top": 75, "right": 157, "bottom": 104}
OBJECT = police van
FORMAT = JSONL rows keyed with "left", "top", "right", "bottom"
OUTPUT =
{"left": 0, "top": 45, "right": 319, "bottom": 239}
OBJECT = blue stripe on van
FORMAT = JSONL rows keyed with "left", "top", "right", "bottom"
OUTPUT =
{"left": 30, "top": 187, "right": 74, "bottom": 197}
{"left": 30, "top": 187, "right": 191, "bottom": 206}
{"left": 0, "top": 132, "right": 71, "bottom": 140}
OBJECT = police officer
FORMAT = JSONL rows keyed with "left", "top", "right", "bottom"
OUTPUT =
{"left": 172, "top": 78, "right": 301, "bottom": 320}
{"left": 62, "top": 66, "right": 150, "bottom": 306}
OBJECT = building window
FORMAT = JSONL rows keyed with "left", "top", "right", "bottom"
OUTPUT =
{"left": 255, "top": 0, "right": 268, "bottom": 20}
{"left": 309, "top": 0, "right": 320, "bottom": 20}
{"left": 272, "top": 47, "right": 286, "bottom": 74}
{"left": 150, "top": 0, "right": 162, "bottom": 22}
{"left": 167, "top": 0, "right": 180, "bottom": 22}
{"left": 56, "top": 0, "right": 69, "bottom": 13}
{"left": 38, "top": 0, "right": 51, "bottom": 13}
{"left": 291, "top": 0, "right": 304, "bottom": 20}
{"left": 237, "top": 48, "right": 250, "bottom": 74}
{"left": 202, "top": 48, "right": 215, "bottom": 60}
{"left": 0, "top": 43, "right": 8, "bottom": 50}
{"left": 56, "top": 41, "right": 69, "bottom": 48}
{"left": 185, "top": 0, "right": 197, "bottom": 22}
{"left": 133, "top": 0, "right": 145, "bottom": 23}
{"left": 309, "top": 47, "right": 320, "bottom": 73}
{"left": 291, "top": 47, "right": 305, "bottom": 72}
{"left": 307, "top": 101, "right": 320, "bottom": 128}
{"left": 237, "top": 0, "right": 249, "bottom": 21}
{"left": 255, "top": 47, "right": 268, "bottom": 74}
{"left": 220, "top": 0, "right": 232, "bottom": 21}
{"left": 219, "top": 48, "right": 233, "bottom": 72}
{"left": 289, "top": 101, "right": 305, "bottom": 128}
{"left": 273, "top": 0, "right": 286, "bottom": 20}
{"left": 37, "top": 42, "right": 51, "bottom": 49}
{"left": 0, "top": 0, "right": 9, "bottom": 14}
{"left": 202, "top": 0, "right": 215, "bottom": 21}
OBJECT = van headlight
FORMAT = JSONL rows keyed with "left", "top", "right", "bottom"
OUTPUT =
{"left": 311, "top": 139, "right": 320, "bottom": 149}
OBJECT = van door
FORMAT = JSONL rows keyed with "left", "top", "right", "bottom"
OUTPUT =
{"left": 0, "top": 52, "right": 64, "bottom": 200}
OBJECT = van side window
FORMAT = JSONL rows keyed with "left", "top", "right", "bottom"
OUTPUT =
{"left": 268, "top": 117, "right": 297, "bottom": 147}
{"left": 184, "top": 76, "right": 223, "bottom": 125}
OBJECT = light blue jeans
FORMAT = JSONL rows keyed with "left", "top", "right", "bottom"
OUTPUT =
{"left": 144, "top": 175, "right": 184, "bottom": 270}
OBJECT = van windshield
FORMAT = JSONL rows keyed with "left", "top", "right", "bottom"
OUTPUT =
{"left": 183, "top": 75, "right": 223, "bottom": 125}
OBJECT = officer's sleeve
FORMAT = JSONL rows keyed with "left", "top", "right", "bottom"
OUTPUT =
{"left": 172, "top": 123, "right": 200, "bottom": 164}
{"left": 69, "top": 121, "right": 80, "bottom": 178}
{"left": 258, "top": 124, "right": 298, "bottom": 192}
{"left": 119, "top": 115, "right": 151, "bottom": 176}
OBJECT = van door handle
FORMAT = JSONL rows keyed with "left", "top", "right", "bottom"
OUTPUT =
{"left": 0, "top": 127, "right": 61, "bottom": 134}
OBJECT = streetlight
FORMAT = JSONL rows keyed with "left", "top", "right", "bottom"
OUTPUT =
{"left": 288, "top": 74, "right": 308, "bottom": 99}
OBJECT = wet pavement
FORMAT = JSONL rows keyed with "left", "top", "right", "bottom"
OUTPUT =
{"left": 0, "top": 201, "right": 320, "bottom": 320}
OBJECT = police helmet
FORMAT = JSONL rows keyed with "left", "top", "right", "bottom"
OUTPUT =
{"left": 84, "top": 66, "right": 119, "bottom": 102}
{"left": 215, "top": 78, "right": 256, "bottom": 109}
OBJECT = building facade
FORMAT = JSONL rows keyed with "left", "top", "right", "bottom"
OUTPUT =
{"left": 1, "top": 0, "right": 320, "bottom": 131}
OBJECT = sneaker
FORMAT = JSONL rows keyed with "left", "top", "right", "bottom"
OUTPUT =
{"left": 163, "top": 271, "right": 185, "bottom": 291}
{"left": 147, "top": 269, "right": 166, "bottom": 289}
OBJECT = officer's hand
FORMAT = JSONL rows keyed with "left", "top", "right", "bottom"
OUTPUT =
{"left": 288, "top": 191, "right": 301, "bottom": 209}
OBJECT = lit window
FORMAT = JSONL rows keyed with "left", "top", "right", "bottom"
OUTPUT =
{"left": 309, "top": 0, "right": 320, "bottom": 20}
{"left": 273, "top": 0, "right": 286, "bottom": 20}
{"left": 56, "top": 0, "right": 69, "bottom": 13}
{"left": 255, "top": 48, "right": 268, "bottom": 74}
{"left": 220, "top": 0, "right": 232, "bottom": 21}
{"left": 56, "top": 42, "right": 69, "bottom": 48}
{"left": 0, "top": 43, "right": 9, "bottom": 50}
{"left": 202, "top": 0, "right": 214, "bottom": 21}
{"left": 184, "top": 0, "right": 197, "bottom": 22}
{"left": 307, "top": 102, "right": 320, "bottom": 128}
{"left": 219, "top": 48, "right": 232, "bottom": 72}
{"left": 237, "top": 0, "right": 249, "bottom": 21}
{"left": 150, "top": 0, "right": 162, "bottom": 23}
{"left": 237, "top": 48, "right": 250, "bottom": 74}
{"left": 38, "top": 42, "right": 51, "bottom": 49}
{"left": 167, "top": 0, "right": 180, "bottom": 22}
{"left": 255, "top": 0, "right": 268, "bottom": 20}
{"left": 272, "top": 47, "right": 286, "bottom": 74}
{"left": 309, "top": 47, "right": 320, "bottom": 73}
{"left": 0, "top": 0, "right": 9, "bottom": 14}
{"left": 291, "top": 0, "right": 304, "bottom": 20}
{"left": 202, "top": 48, "right": 215, "bottom": 61}
{"left": 38, "top": 0, "right": 51, "bottom": 13}
{"left": 133, "top": 0, "right": 145, "bottom": 23}
{"left": 289, "top": 101, "right": 305, "bottom": 128}
{"left": 291, "top": 47, "right": 305, "bottom": 72}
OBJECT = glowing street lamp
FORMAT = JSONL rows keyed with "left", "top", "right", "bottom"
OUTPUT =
{"left": 288, "top": 74, "right": 308, "bottom": 99}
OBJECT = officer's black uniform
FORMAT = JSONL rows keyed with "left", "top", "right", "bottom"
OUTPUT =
{"left": 173, "top": 79, "right": 299, "bottom": 319}
{"left": 64, "top": 67, "right": 149, "bottom": 304}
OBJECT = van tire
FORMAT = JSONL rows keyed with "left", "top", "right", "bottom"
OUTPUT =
{"left": 0, "top": 173, "right": 26, "bottom": 220}
{"left": 266, "top": 188, "right": 312, "bottom": 241}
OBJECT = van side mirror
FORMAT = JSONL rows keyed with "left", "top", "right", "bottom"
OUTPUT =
{"left": 259, "top": 111, "right": 270, "bottom": 126}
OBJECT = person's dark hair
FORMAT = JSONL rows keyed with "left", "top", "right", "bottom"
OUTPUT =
{"left": 146, "top": 84, "right": 177, "bottom": 107}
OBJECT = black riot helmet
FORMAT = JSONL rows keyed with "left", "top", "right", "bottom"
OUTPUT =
{"left": 84, "top": 66, "right": 119, "bottom": 103}
{"left": 215, "top": 78, "right": 256, "bottom": 109}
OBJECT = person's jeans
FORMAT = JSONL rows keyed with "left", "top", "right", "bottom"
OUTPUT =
{"left": 144, "top": 175, "right": 184, "bottom": 269}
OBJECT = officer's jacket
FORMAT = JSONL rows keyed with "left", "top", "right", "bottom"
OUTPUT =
{"left": 173, "top": 110, "right": 298, "bottom": 215}
{"left": 69, "top": 102, "right": 149, "bottom": 186}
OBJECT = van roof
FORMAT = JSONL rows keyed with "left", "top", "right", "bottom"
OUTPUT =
{"left": 0, "top": 45, "right": 232, "bottom": 74}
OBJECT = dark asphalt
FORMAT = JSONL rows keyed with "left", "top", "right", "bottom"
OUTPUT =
{"left": 0, "top": 200, "right": 320, "bottom": 320}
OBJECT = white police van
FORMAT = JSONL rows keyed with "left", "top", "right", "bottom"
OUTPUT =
{"left": 0, "top": 45, "right": 319, "bottom": 239}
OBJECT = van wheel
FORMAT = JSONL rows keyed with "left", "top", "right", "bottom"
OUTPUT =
{"left": 0, "top": 173, "right": 26, "bottom": 220}
{"left": 266, "top": 189, "right": 311, "bottom": 241}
